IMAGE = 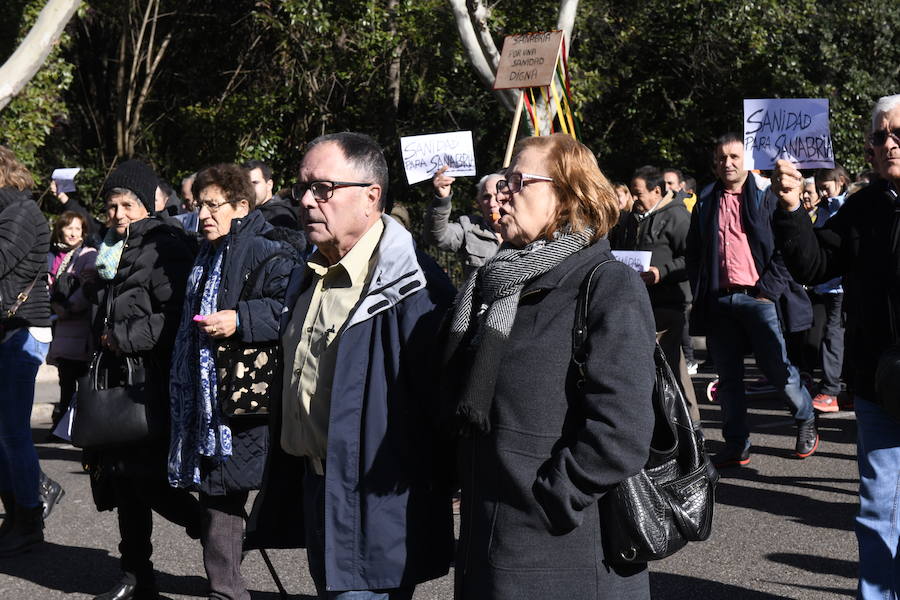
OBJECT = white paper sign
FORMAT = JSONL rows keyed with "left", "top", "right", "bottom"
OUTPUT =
{"left": 612, "top": 250, "right": 652, "bottom": 273}
{"left": 743, "top": 99, "right": 834, "bottom": 170}
{"left": 51, "top": 167, "right": 81, "bottom": 194}
{"left": 400, "top": 131, "right": 476, "bottom": 185}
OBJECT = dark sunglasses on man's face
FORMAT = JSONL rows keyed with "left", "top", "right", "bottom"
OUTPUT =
{"left": 870, "top": 128, "right": 900, "bottom": 147}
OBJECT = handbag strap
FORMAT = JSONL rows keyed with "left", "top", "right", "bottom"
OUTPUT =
{"left": 4, "top": 271, "right": 42, "bottom": 319}
{"left": 572, "top": 259, "right": 616, "bottom": 381}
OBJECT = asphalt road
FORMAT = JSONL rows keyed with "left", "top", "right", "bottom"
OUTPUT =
{"left": 0, "top": 360, "right": 858, "bottom": 599}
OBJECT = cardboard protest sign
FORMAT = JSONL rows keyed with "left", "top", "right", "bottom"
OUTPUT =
{"left": 493, "top": 31, "right": 564, "bottom": 90}
{"left": 743, "top": 99, "right": 834, "bottom": 170}
{"left": 51, "top": 167, "right": 81, "bottom": 194}
{"left": 612, "top": 250, "right": 652, "bottom": 273}
{"left": 400, "top": 131, "right": 476, "bottom": 185}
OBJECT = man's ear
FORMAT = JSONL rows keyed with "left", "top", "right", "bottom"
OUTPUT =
{"left": 367, "top": 184, "right": 383, "bottom": 214}
{"left": 266, "top": 179, "right": 274, "bottom": 198}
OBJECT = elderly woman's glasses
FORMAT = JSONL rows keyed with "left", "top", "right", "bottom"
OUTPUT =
{"left": 870, "top": 128, "right": 900, "bottom": 147}
{"left": 496, "top": 172, "right": 554, "bottom": 195}
{"left": 198, "top": 199, "right": 232, "bottom": 213}
{"left": 292, "top": 180, "right": 372, "bottom": 202}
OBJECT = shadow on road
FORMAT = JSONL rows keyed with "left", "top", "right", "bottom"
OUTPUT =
{"left": 650, "top": 572, "right": 785, "bottom": 598}
{"left": 0, "top": 541, "right": 315, "bottom": 598}
{"left": 715, "top": 479, "right": 856, "bottom": 531}
{"left": 766, "top": 551, "right": 857, "bottom": 579}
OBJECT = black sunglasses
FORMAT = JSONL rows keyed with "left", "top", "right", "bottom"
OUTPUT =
{"left": 870, "top": 127, "right": 900, "bottom": 147}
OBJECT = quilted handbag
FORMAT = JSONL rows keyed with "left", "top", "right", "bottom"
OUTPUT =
{"left": 573, "top": 260, "right": 719, "bottom": 564}
{"left": 215, "top": 251, "right": 289, "bottom": 418}
{"left": 216, "top": 342, "right": 279, "bottom": 417}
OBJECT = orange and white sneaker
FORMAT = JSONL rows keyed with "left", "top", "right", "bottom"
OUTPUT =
{"left": 812, "top": 393, "right": 840, "bottom": 413}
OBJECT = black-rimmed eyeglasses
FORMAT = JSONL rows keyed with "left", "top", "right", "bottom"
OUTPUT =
{"left": 291, "top": 180, "right": 372, "bottom": 202}
{"left": 495, "top": 172, "right": 554, "bottom": 195}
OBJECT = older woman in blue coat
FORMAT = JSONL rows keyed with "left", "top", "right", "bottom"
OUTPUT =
{"left": 168, "top": 163, "right": 300, "bottom": 600}
{"left": 442, "top": 133, "right": 657, "bottom": 600}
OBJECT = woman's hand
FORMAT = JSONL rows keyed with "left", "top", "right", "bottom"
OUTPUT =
{"left": 50, "top": 180, "right": 69, "bottom": 204}
{"left": 194, "top": 310, "right": 238, "bottom": 339}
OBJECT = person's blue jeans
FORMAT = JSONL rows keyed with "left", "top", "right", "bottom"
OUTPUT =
{"left": 0, "top": 328, "right": 49, "bottom": 508}
{"left": 855, "top": 395, "right": 900, "bottom": 599}
{"left": 302, "top": 465, "right": 414, "bottom": 600}
{"left": 706, "top": 292, "right": 813, "bottom": 450}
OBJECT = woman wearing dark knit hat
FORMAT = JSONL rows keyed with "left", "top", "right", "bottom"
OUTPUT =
{"left": 84, "top": 159, "right": 204, "bottom": 600}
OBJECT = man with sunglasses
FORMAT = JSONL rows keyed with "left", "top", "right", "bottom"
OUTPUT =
{"left": 246, "top": 132, "right": 456, "bottom": 600}
{"left": 772, "top": 94, "right": 900, "bottom": 600}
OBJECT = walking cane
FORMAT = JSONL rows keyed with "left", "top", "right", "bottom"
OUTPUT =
{"left": 242, "top": 508, "right": 289, "bottom": 600}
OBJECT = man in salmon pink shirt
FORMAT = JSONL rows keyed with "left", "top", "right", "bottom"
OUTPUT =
{"left": 686, "top": 133, "right": 816, "bottom": 468}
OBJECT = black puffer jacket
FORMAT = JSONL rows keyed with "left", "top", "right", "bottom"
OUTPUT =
{"left": 196, "top": 210, "right": 300, "bottom": 495}
{"left": 86, "top": 217, "right": 196, "bottom": 484}
{"left": 0, "top": 187, "right": 50, "bottom": 329}
{"left": 257, "top": 195, "right": 300, "bottom": 230}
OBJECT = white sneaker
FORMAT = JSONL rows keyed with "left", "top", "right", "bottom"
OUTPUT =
{"left": 686, "top": 360, "right": 699, "bottom": 375}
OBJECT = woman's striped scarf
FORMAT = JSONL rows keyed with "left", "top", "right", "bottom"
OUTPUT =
{"left": 442, "top": 228, "right": 593, "bottom": 436}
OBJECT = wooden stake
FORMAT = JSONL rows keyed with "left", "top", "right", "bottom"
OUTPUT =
{"left": 503, "top": 89, "right": 525, "bottom": 168}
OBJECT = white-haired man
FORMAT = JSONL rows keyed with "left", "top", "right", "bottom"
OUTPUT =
{"left": 425, "top": 167, "right": 502, "bottom": 279}
{"left": 772, "top": 94, "right": 900, "bottom": 599}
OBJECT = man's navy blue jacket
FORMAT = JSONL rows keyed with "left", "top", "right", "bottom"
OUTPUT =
{"left": 686, "top": 173, "right": 812, "bottom": 336}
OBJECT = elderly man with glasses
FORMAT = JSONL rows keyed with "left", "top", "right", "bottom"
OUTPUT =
{"left": 772, "top": 94, "right": 900, "bottom": 600}
{"left": 246, "top": 132, "right": 456, "bottom": 600}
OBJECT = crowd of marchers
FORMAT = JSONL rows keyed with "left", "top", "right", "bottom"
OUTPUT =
{"left": 1, "top": 93, "right": 899, "bottom": 600}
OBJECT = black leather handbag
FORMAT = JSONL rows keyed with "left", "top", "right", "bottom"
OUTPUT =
{"left": 573, "top": 260, "right": 719, "bottom": 564}
{"left": 71, "top": 350, "right": 164, "bottom": 448}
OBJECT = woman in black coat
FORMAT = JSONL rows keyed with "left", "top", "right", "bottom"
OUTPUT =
{"left": 0, "top": 146, "right": 53, "bottom": 556}
{"left": 168, "top": 163, "right": 298, "bottom": 600}
{"left": 85, "top": 160, "right": 204, "bottom": 600}
{"left": 443, "top": 134, "right": 657, "bottom": 600}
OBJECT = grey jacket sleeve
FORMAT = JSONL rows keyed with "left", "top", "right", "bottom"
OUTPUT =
{"left": 423, "top": 193, "right": 465, "bottom": 252}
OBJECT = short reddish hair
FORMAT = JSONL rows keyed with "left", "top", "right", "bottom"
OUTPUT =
{"left": 511, "top": 134, "right": 619, "bottom": 241}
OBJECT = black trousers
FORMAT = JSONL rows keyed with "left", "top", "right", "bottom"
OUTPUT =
{"left": 113, "top": 474, "right": 203, "bottom": 585}
{"left": 53, "top": 358, "right": 88, "bottom": 426}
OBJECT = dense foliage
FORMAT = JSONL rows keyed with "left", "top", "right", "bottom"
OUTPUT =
{"left": 1, "top": 0, "right": 898, "bottom": 219}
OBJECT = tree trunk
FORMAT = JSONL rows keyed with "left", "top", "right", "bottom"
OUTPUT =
{"left": 114, "top": 0, "right": 173, "bottom": 159}
{"left": 0, "top": 0, "right": 82, "bottom": 112}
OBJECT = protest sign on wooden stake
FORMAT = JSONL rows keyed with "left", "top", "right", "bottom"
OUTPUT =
{"left": 743, "top": 98, "right": 834, "bottom": 170}
{"left": 493, "top": 31, "right": 570, "bottom": 166}
{"left": 493, "top": 31, "right": 564, "bottom": 91}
